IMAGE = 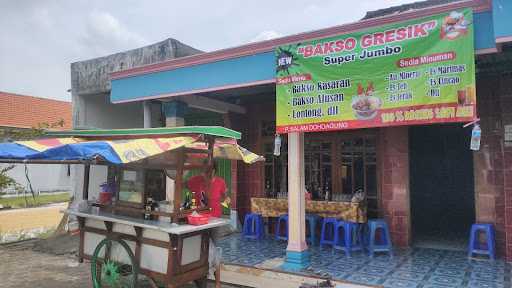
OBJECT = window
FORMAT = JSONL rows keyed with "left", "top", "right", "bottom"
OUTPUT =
{"left": 262, "top": 121, "right": 288, "bottom": 198}
{"left": 304, "top": 139, "right": 332, "bottom": 200}
{"left": 261, "top": 121, "right": 378, "bottom": 211}
{"left": 339, "top": 136, "right": 378, "bottom": 215}
{"left": 264, "top": 141, "right": 288, "bottom": 198}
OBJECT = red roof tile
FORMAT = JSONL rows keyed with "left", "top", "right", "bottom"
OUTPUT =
{"left": 0, "top": 92, "right": 72, "bottom": 130}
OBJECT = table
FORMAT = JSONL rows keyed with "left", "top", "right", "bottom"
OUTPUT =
{"left": 67, "top": 208, "right": 229, "bottom": 235}
{"left": 250, "top": 197, "right": 367, "bottom": 223}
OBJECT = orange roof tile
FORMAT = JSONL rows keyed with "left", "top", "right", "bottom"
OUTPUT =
{"left": 0, "top": 91, "right": 72, "bottom": 130}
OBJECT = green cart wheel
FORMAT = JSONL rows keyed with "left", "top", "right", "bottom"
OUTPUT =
{"left": 91, "top": 238, "right": 139, "bottom": 288}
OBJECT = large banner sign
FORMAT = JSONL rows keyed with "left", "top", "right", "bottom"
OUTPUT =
{"left": 276, "top": 9, "right": 476, "bottom": 133}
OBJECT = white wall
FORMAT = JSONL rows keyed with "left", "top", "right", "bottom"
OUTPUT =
{"left": 72, "top": 93, "right": 161, "bottom": 201}
{"left": 89, "top": 165, "right": 108, "bottom": 201}
{"left": 78, "top": 93, "right": 143, "bottom": 129}
{"left": 1, "top": 163, "right": 71, "bottom": 195}
{"left": 71, "top": 165, "right": 108, "bottom": 201}
{"left": 75, "top": 93, "right": 162, "bottom": 129}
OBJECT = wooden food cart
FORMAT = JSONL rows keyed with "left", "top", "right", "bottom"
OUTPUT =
{"left": 0, "top": 126, "right": 263, "bottom": 288}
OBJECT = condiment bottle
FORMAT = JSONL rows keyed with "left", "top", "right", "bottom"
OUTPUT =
{"left": 144, "top": 197, "right": 153, "bottom": 220}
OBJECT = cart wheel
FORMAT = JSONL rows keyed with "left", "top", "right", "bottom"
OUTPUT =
{"left": 91, "top": 238, "right": 139, "bottom": 288}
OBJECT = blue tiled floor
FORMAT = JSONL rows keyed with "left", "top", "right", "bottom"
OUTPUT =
{"left": 217, "top": 234, "right": 511, "bottom": 288}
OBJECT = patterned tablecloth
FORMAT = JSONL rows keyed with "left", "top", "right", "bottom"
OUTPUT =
{"left": 250, "top": 197, "right": 367, "bottom": 223}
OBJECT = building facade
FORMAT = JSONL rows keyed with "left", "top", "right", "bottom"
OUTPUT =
{"left": 73, "top": 0, "right": 512, "bottom": 260}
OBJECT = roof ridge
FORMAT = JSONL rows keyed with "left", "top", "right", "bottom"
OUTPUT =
{"left": 0, "top": 91, "right": 71, "bottom": 103}
{"left": 111, "top": 0, "right": 487, "bottom": 80}
{"left": 362, "top": 0, "right": 465, "bottom": 20}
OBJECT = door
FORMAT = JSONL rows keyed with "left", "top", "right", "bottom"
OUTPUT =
{"left": 410, "top": 124, "right": 475, "bottom": 247}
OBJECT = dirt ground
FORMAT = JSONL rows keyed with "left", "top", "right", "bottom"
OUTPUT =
{"left": 0, "top": 238, "right": 90, "bottom": 288}
{"left": 0, "top": 203, "right": 68, "bottom": 233}
{"left": 0, "top": 236, "right": 243, "bottom": 288}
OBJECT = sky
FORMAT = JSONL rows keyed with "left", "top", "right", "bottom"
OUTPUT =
{"left": 0, "top": 0, "right": 419, "bottom": 101}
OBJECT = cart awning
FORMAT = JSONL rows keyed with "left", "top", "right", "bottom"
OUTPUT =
{"left": 186, "top": 138, "right": 263, "bottom": 164}
{"left": 0, "top": 142, "right": 39, "bottom": 159}
{"left": 0, "top": 127, "right": 263, "bottom": 165}
{"left": 0, "top": 138, "right": 81, "bottom": 159}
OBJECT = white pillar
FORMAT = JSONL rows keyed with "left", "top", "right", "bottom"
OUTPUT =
{"left": 143, "top": 101, "right": 152, "bottom": 128}
{"left": 283, "top": 132, "right": 310, "bottom": 270}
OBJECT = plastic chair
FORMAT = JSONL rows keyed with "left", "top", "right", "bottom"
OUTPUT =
{"left": 305, "top": 214, "right": 320, "bottom": 245}
{"left": 367, "top": 219, "right": 393, "bottom": 257}
{"left": 468, "top": 223, "right": 495, "bottom": 260}
{"left": 242, "top": 213, "right": 264, "bottom": 239}
{"left": 275, "top": 214, "right": 288, "bottom": 241}
{"left": 334, "top": 221, "right": 364, "bottom": 257}
{"left": 320, "top": 218, "right": 338, "bottom": 248}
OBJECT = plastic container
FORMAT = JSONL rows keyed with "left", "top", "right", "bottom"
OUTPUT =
{"left": 99, "top": 182, "right": 115, "bottom": 205}
{"left": 187, "top": 213, "right": 210, "bottom": 225}
{"left": 99, "top": 191, "right": 112, "bottom": 205}
{"left": 470, "top": 124, "right": 481, "bottom": 151}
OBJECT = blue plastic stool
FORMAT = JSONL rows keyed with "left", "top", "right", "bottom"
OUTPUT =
{"left": 320, "top": 218, "right": 338, "bottom": 248}
{"left": 468, "top": 223, "right": 496, "bottom": 260}
{"left": 242, "top": 213, "right": 264, "bottom": 239}
{"left": 367, "top": 219, "right": 393, "bottom": 257}
{"left": 334, "top": 221, "right": 364, "bottom": 257}
{"left": 275, "top": 214, "right": 289, "bottom": 241}
{"left": 305, "top": 214, "right": 320, "bottom": 245}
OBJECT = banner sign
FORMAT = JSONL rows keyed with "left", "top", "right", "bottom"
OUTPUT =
{"left": 276, "top": 9, "right": 476, "bottom": 133}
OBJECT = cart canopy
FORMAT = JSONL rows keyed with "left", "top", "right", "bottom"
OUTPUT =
{"left": 0, "top": 126, "right": 263, "bottom": 165}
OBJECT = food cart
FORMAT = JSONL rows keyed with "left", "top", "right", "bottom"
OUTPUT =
{"left": 0, "top": 126, "right": 263, "bottom": 288}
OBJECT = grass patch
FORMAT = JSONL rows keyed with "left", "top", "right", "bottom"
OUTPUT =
{"left": 0, "top": 193, "right": 70, "bottom": 209}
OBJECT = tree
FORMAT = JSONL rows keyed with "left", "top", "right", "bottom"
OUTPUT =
{"left": 4, "top": 119, "right": 65, "bottom": 140}
{"left": 0, "top": 165, "right": 16, "bottom": 197}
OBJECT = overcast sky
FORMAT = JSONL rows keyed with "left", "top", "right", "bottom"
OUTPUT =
{"left": 0, "top": 0, "right": 418, "bottom": 101}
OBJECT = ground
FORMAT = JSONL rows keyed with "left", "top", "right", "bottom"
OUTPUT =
{"left": 0, "top": 239, "right": 90, "bottom": 288}
{"left": 218, "top": 233, "right": 512, "bottom": 288}
{"left": 0, "top": 202, "right": 67, "bottom": 240}
{"left": 0, "top": 236, "right": 243, "bottom": 288}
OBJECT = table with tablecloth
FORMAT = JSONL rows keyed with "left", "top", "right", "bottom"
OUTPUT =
{"left": 250, "top": 197, "right": 367, "bottom": 223}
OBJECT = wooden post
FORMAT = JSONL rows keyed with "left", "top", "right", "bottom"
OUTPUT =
{"left": 167, "top": 233, "right": 178, "bottom": 283}
{"left": 78, "top": 217, "right": 85, "bottom": 263}
{"left": 215, "top": 265, "right": 221, "bottom": 288}
{"left": 134, "top": 226, "right": 143, "bottom": 270}
{"left": 173, "top": 149, "right": 185, "bottom": 213}
{"left": 83, "top": 164, "right": 90, "bottom": 201}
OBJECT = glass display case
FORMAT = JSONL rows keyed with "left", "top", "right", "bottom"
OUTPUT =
{"left": 118, "top": 169, "right": 144, "bottom": 204}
